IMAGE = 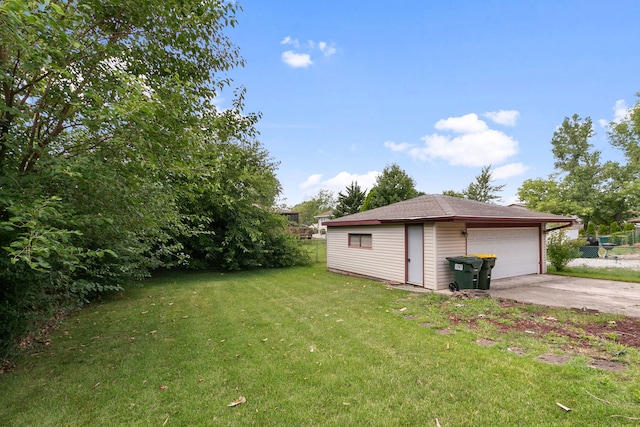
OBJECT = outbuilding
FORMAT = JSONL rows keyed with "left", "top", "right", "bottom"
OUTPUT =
{"left": 325, "top": 194, "right": 574, "bottom": 290}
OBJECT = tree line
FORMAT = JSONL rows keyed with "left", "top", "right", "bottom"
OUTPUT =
{"left": 296, "top": 103, "right": 640, "bottom": 232}
{"left": 0, "top": 0, "right": 308, "bottom": 357}
{"left": 293, "top": 163, "right": 507, "bottom": 225}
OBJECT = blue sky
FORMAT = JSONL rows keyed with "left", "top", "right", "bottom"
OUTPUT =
{"left": 221, "top": 0, "right": 640, "bottom": 206}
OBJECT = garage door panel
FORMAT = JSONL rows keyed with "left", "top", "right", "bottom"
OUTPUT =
{"left": 467, "top": 228, "right": 539, "bottom": 279}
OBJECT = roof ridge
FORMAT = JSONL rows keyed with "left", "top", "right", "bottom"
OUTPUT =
{"left": 324, "top": 193, "right": 574, "bottom": 225}
{"left": 433, "top": 194, "right": 454, "bottom": 215}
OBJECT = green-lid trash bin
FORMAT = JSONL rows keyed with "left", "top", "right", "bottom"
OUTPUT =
{"left": 445, "top": 256, "right": 483, "bottom": 291}
{"left": 468, "top": 254, "right": 497, "bottom": 290}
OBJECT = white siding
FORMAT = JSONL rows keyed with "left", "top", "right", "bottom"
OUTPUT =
{"left": 327, "top": 225, "right": 405, "bottom": 283}
{"left": 328, "top": 221, "right": 549, "bottom": 288}
{"left": 423, "top": 224, "right": 436, "bottom": 289}
{"left": 433, "top": 223, "right": 467, "bottom": 290}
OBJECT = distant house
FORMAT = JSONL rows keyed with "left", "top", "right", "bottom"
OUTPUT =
{"left": 276, "top": 208, "right": 312, "bottom": 239}
{"left": 325, "top": 194, "right": 573, "bottom": 290}
{"left": 566, "top": 219, "right": 582, "bottom": 240}
{"left": 278, "top": 209, "right": 300, "bottom": 224}
{"left": 514, "top": 203, "right": 581, "bottom": 239}
{"left": 314, "top": 210, "right": 334, "bottom": 234}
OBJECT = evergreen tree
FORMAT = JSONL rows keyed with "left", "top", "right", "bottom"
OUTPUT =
{"left": 334, "top": 182, "right": 366, "bottom": 217}
{"left": 463, "top": 165, "right": 505, "bottom": 203}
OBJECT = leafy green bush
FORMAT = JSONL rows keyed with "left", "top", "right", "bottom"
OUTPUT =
{"left": 598, "top": 224, "right": 609, "bottom": 235}
{"left": 586, "top": 222, "right": 597, "bottom": 236}
{"left": 547, "top": 231, "right": 580, "bottom": 271}
{"left": 612, "top": 231, "right": 634, "bottom": 246}
{"left": 610, "top": 222, "right": 621, "bottom": 233}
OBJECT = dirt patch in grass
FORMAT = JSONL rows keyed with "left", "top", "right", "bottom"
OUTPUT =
{"left": 500, "top": 300, "right": 640, "bottom": 348}
{"left": 450, "top": 299, "right": 640, "bottom": 352}
{"left": 588, "top": 359, "right": 625, "bottom": 371}
{"left": 536, "top": 354, "right": 572, "bottom": 365}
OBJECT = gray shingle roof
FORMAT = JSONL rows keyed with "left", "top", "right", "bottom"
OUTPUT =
{"left": 314, "top": 210, "right": 334, "bottom": 218}
{"left": 326, "top": 194, "right": 573, "bottom": 225}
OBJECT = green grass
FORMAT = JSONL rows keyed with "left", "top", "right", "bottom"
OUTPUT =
{"left": 2, "top": 240, "right": 640, "bottom": 426}
{"left": 609, "top": 246, "right": 639, "bottom": 256}
{"left": 549, "top": 265, "right": 640, "bottom": 283}
{"left": 549, "top": 244, "right": 640, "bottom": 283}
{"left": 299, "top": 237, "right": 327, "bottom": 264}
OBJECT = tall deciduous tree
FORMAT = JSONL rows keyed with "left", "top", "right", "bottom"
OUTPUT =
{"left": 1, "top": 0, "right": 245, "bottom": 175}
{"left": 517, "top": 178, "right": 565, "bottom": 213}
{"left": 291, "top": 189, "right": 335, "bottom": 225}
{"left": 361, "top": 164, "right": 420, "bottom": 211}
{"left": 550, "top": 115, "right": 603, "bottom": 221}
{"left": 0, "top": 0, "right": 307, "bottom": 356}
{"left": 173, "top": 133, "right": 307, "bottom": 271}
{"left": 608, "top": 94, "right": 640, "bottom": 217}
{"left": 518, "top": 111, "right": 638, "bottom": 225}
{"left": 333, "top": 182, "right": 366, "bottom": 217}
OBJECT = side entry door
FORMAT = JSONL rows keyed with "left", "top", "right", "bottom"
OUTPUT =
{"left": 406, "top": 224, "right": 423, "bottom": 286}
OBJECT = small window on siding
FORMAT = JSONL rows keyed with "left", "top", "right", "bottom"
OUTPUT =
{"left": 348, "top": 233, "right": 372, "bottom": 248}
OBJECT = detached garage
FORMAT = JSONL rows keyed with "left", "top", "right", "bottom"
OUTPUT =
{"left": 325, "top": 195, "right": 573, "bottom": 290}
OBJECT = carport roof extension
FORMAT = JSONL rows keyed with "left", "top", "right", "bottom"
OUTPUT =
{"left": 325, "top": 194, "right": 574, "bottom": 226}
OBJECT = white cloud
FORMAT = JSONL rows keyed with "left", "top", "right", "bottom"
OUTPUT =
{"left": 211, "top": 94, "right": 225, "bottom": 111}
{"left": 434, "top": 113, "right": 488, "bottom": 134}
{"left": 299, "top": 173, "right": 323, "bottom": 189}
{"left": 384, "top": 140, "right": 413, "bottom": 152}
{"left": 492, "top": 163, "right": 529, "bottom": 180}
{"left": 280, "top": 36, "right": 299, "bottom": 47}
{"left": 318, "top": 41, "right": 337, "bottom": 57}
{"left": 599, "top": 99, "right": 630, "bottom": 127}
{"left": 280, "top": 36, "right": 337, "bottom": 68}
{"left": 298, "top": 171, "right": 380, "bottom": 194}
{"left": 483, "top": 110, "right": 519, "bottom": 126}
{"left": 412, "top": 129, "right": 518, "bottom": 167}
{"left": 324, "top": 171, "right": 380, "bottom": 192}
{"left": 281, "top": 51, "right": 313, "bottom": 68}
{"left": 613, "top": 99, "right": 629, "bottom": 122}
{"left": 384, "top": 112, "right": 521, "bottom": 167}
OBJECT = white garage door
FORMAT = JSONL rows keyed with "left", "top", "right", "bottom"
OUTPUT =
{"left": 467, "top": 227, "right": 540, "bottom": 279}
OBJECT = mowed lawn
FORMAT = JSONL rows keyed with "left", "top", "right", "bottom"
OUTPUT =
{"left": 2, "top": 241, "right": 640, "bottom": 426}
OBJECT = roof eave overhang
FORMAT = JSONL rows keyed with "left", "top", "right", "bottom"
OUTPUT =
{"left": 326, "top": 216, "right": 575, "bottom": 227}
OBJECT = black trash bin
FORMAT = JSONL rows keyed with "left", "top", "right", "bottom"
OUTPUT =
{"left": 445, "top": 256, "right": 483, "bottom": 291}
{"left": 469, "top": 254, "right": 496, "bottom": 290}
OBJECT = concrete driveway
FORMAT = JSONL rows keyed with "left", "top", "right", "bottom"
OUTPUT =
{"left": 489, "top": 275, "right": 640, "bottom": 318}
